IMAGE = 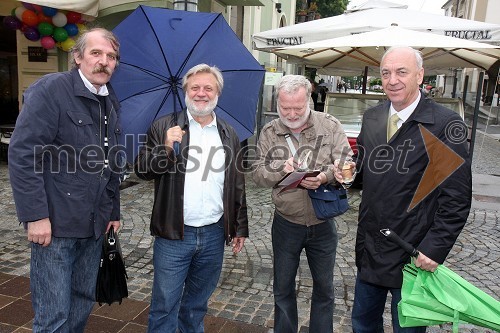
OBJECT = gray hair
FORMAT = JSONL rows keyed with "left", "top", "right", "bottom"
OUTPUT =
{"left": 380, "top": 46, "right": 423, "bottom": 71}
{"left": 274, "top": 75, "right": 312, "bottom": 101}
{"left": 182, "top": 64, "right": 224, "bottom": 95}
{"left": 70, "top": 28, "right": 120, "bottom": 69}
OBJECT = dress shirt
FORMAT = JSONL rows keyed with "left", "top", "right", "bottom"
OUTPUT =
{"left": 389, "top": 93, "right": 421, "bottom": 129}
{"left": 78, "top": 69, "right": 109, "bottom": 96}
{"left": 183, "top": 111, "right": 225, "bottom": 227}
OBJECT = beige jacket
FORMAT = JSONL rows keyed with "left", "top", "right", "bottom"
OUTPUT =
{"left": 252, "top": 111, "right": 352, "bottom": 226}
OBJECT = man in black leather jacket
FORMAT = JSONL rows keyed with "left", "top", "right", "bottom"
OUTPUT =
{"left": 135, "top": 63, "right": 248, "bottom": 332}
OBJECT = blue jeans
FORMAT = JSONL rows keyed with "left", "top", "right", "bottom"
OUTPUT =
{"left": 147, "top": 222, "right": 225, "bottom": 333}
{"left": 272, "top": 213, "right": 338, "bottom": 333}
{"left": 30, "top": 236, "right": 103, "bottom": 333}
{"left": 352, "top": 275, "right": 427, "bottom": 333}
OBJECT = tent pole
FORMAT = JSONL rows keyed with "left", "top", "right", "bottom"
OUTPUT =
{"left": 451, "top": 69, "right": 458, "bottom": 98}
{"left": 362, "top": 66, "right": 368, "bottom": 94}
{"left": 462, "top": 75, "right": 469, "bottom": 110}
{"left": 469, "top": 71, "right": 484, "bottom": 159}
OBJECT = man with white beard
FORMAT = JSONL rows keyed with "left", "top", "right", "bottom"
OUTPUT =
{"left": 252, "top": 75, "right": 352, "bottom": 333}
{"left": 135, "top": 64, "right": 248, "bottom": 333}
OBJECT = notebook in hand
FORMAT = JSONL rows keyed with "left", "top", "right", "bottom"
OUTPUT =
{"left": 276, "top": 169, "right": 321, "bottom": 193}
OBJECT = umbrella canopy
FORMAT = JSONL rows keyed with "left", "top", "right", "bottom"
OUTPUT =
{"left": 381, "top": 230, "right": 500, "bottom": 332}
{"left": 270, "top": 26, "right": 500, "bottom": 76}
{"left": 111, "top": 6, "right": 265, "bottom": 162}
{"left": 399, "top": 263, "right": 500, "bottom": 332}
{"left": 252, "top": 5, "right": 500, "bottom": 51}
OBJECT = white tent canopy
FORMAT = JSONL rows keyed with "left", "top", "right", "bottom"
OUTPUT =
{"left": 271, "top": 25, "right": 500, "bottom": 76}
{"left": 253, "top": 6, "right": 500, "bottom": 51}
{"left": 16, "top": 0, "right": 100, "bottom": 16}
{"left": 344, "top": 0, "right": 407, "bottom": 13}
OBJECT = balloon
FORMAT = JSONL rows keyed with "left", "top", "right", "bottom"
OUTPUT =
{"left": 15, "top": 7, "right": 27, "bottom": 21}
{"left": 3, "top": 16, "right": 23, "bottom": 30}
{"left": 52, "top": 12, "right": 67, "bottom": 27}
{"left": 59, "top": 37, "right": 76, "bottom": 52}
{"left": 66, "top": 11, "right": 82, "bottom": 24}
{"left": 40, "top": 36, "right": 56, "bottom": 49}
{"left": 32, "top": 4, "right": 43, "bottom": 13}
{"left": 38, "top": 22, "right": 54, "bottom": 36}
{"left": 37, "top": 12, "right": 52, "bottom": 24}
{"left": 21, "top": 2, "right": 34, "bottom": 11}
{"left": 76, "top": 23, "right": 87, "bottom": 35}
{"left": 21, "top": 10, "right": 39, "bottom": 27}
{"left": 42, "top": 7, "right": 58, "bottom": 17}
{"left": 63, "top": 23, "right": 78, "bottom": 36}
{"left": 53, "top": 27, "right": 68, "bottom": 42}
{"left": 24, "top": 26, "right": 40, "bottom": 41}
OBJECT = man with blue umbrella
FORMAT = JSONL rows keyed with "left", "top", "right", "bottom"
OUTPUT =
{"left": 135, "top": 63, "right": 248, "bottom": 332}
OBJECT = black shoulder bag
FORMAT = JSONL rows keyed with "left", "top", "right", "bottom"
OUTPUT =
{"left": 95, "top": 228, "right": 128, "bottom": 305}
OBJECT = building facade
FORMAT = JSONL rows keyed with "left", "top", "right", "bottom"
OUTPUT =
{"left": 441, "top": 0, "right": 500, "bottom": 105}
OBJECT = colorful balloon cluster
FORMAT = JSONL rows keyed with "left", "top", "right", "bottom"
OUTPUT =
{"left": 2, "top": 2, "right": 88, "bottom": 52}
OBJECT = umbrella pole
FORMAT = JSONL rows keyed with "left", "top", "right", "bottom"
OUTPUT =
{"left": 172, "top": 81, "right": 181, "bottom": 155}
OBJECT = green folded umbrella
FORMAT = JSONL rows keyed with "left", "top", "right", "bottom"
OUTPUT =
{"left": 399, "top": 262, "right": 500, "bottom": 332}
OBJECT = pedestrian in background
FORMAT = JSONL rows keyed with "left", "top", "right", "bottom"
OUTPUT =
{"left": 135, "top": 63, "right": 248, "bottom": 332}
{"left": 9, "top": 28, "right": 122, "bottom": 332}
{"left": 310, "top": 80, "right": 319, "bottom": 111}
{"left": 252, "top": 75, "right": 352, "bottom": 333}
{"left": 342, "top": 46, "right": 472, "bottom": 332}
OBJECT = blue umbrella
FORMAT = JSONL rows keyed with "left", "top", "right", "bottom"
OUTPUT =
{"left": 111, "top": 6, "right": 265, "bottom": 162}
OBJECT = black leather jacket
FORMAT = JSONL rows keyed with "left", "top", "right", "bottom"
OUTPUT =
{"left": 134, "top": 109, "right": 248, "bottom": 245}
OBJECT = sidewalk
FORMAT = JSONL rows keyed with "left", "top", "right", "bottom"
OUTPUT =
{"left": 0, "top": 160, "right": 499, "bottom": 332}
{"left": 0, "top": 271, "right": 267, "bottom": 333}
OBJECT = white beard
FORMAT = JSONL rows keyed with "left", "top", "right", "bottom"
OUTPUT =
{"left": 278, "top": 107, "right": 311, "bottom": 130}
{"left": 185, "top": 95, "right": 218, "bottom": 117}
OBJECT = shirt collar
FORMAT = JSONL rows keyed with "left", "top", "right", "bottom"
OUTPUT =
{"left": 187, "top": 109, "right": 218, "bottom": 128}
{"left": 389, "top": 93, "right": 421, "bottom": 122}
{"left": 78, "top": 69, "right": 109, "bottom": 96}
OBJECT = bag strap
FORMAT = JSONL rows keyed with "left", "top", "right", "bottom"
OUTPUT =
{"left": 284, "top": 133, "right": 296, "bottom": 156}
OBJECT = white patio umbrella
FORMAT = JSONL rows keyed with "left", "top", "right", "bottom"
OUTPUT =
{"left": 252, "top": 5, "right": 500, "bottom": 52}
{"left": 271, "top": 25, "right": 500, "bottom": 76}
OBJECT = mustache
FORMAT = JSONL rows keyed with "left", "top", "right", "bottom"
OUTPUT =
{"left": 92, "top": 66, "right": 111, "bottom": 75}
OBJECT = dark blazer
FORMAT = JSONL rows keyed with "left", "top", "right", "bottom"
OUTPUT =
{"left": 355, "top": 92, "right": 472, "bottom": 288}
{"left": 9, "top": 68, "right": 122, "bottom": 238}
{"left": 134, "top": 109, "right": 248, "bottom": 245}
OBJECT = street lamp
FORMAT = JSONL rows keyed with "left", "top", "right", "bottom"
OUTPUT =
{"left": 173, "top": 0, "right": 198, "bottom": 11}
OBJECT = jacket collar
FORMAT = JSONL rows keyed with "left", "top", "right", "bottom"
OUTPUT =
{"left": 177, "top": 109, "right": 230, "bottom": 141}
{"left": 71, "top": 68, "right": 121, "bottom": 111}
{"left": 366, "top": 91, "right": 435, "bottom": 126}
{"left": 406, "top": 91, "right": 435, "bottom": 125}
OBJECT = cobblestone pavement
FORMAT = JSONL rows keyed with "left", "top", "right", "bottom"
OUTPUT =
{"left": 1, "top": 138, "right": 499, "bottom": 332}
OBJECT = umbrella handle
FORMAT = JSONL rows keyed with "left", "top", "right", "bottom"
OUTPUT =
{"left": 380, "top": 229, "right": 420, "bottom": 258}
{"left": 173, "top": 142, "right": 180, "bottom": 155}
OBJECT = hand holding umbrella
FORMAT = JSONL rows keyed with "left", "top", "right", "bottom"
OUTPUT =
{"left": 165, "top": 126, "right": 185, "bottom": 155}
{"left": 380, "top": 229, "right": 500, "bottom": 332}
